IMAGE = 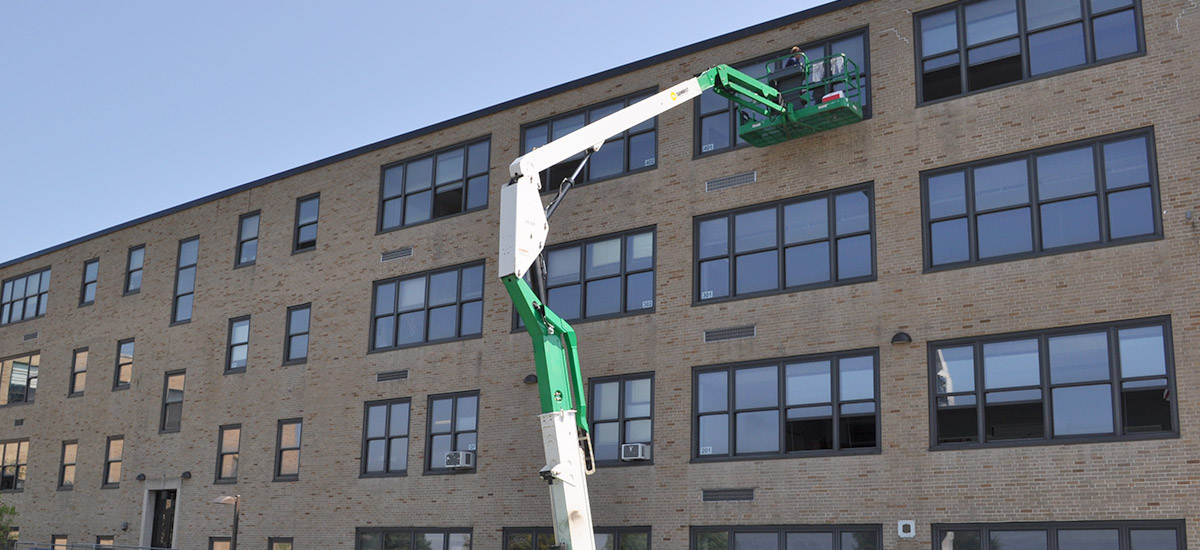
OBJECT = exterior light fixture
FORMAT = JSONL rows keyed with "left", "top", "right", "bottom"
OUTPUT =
{"left": 891, "top": 332, "right": 913, "bottom": 344}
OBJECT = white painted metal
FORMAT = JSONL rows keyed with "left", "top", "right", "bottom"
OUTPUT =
{"left": 540, "top": 410, "right": 596, "bottom": 550}
{"left": 499, "top": 177, "right": 549, "bottom": 278}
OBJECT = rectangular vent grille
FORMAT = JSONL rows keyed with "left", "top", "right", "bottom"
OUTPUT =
{"left": 703, "top": 488, "right": 754, "bottom": 502}
{"left": 704, "top": 325, "right": 756, "bottom": 343}
{"left": 376, "top": 370, "right": 409, "bottom": 382}
{"left": 22, "top": 332, "right": 37, "bottom": 341}
{"left": 381, "top": 247, "right": 414, "bottom": 262}
{"left": 13, "top": 419, "right": 23, "bottom": 427}
{"left": 706, "top": 171, "right": 757, "bottom": 192}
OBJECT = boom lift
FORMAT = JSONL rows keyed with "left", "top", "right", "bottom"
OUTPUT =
{"left": 497, "top": 57, "right": 862, "bottom": 550}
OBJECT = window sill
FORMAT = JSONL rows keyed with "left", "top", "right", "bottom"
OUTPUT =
{"left": 690, "top": 447, "right": 880, "bottom": 463}
{"left": 123, "top": 290, "right": 141, "bottom": 297}
{"left": 0, "top": 314, "right": 46, "bottom": 328}
{"left": 929, "top": 430, "right": 1178, "bottom": 452}
{"left": 423, "top": 468, "right": 476, "bottom": 476}
{"left": 112, "top": 385, "right": 131, "bottom": 392}
{"left": 922, "top": 233, "right": 1163, "bottom": 273}
{"left": 57, "top": 486, "right": 73, "bottom": 492}
{"left": 100, "top": 484, "right": 119, "bottom": 490}
{"left": 234, "top": 261, "right": 256, "bottom": 270}
{"left": 169, "top": 319, "right": 191, "bottom": 328}
{"left": 273, "top": 476, "right": 300, "bottom": 482}
{"left": 67, "top": 392, "right": 84, "bottom": 398}
{"left": 214, "top": 478, "right": 238, "bottom": 485}
{"left": 158, "top": 428, "right": 181, "bottom": 435}
{"left": 359, "top": 472, "right": 408, "bottom": 479}
{"left": 369, "top": 333, "right": 483, "bottom": 354}
{"left": 692, "top": 275, "right": 877, "bottom": 307}
{"left": 224, "top": 368, "right": 246, "bottom": 376}
{"left": 377, "top": 205, "right": 489, "bottom": 235}
{"left": 78, "top": 302, "right": 94, "bottom": 308}
{"left": 291, "top": 247, "right": 316, "bottom": 256}
{"left": 282, "top": 359, "right": 307, "bottom": 367}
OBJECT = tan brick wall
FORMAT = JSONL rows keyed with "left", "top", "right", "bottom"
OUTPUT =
{"left": 1, "top": 1, "right": 1198, "bottom": 549}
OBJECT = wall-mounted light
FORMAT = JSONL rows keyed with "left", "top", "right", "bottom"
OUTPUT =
{"left": 135, "top": 473, "right": 146, "bottom": 481}
{"left": 523, "top": 374, "right": 538, "bottom": 385}
{"left": 120, "top": 522, "right": 129, "bottom": 531}
{"left": 891, "top": 332, "right": 913, "bottom": 345}
{"left": 181, "top": 471, "right": 192, "bottom": 479}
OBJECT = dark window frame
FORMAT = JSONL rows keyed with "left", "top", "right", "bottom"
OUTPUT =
{"left": 361, "top": 398, "right": 410, "bottom": 478}
{"left": 0, "top": 439, "right": 28, "bottom": 493}
{"left": 928, "top": 316, "right": 1178, "bottom": 450}
{"left": 274, "top": 418, "right": 302, "bottom": 482}
{"left": 378, "top": 136, "right": 492, "bottom": 234}
{"left": 215, "top": 424, "right": 241, "bottom": 484}
{"left": 171, "top": 236, "right": 199, "bottom": 325}
{"left": 914, "top": 0, "right": 1147, "bottom": 106}
{"left": 1, "top": 266, "right": 51, "bottom": 326}
{"left": 690, "top": 524, "right": 882, "bottom": 550}
{"left": 58, "top": 440, "right": 77, "bottom": 490}
{"left": 284, "top": 304, "right": 311, "bottom": 365}
{"left": 226, "top": 315, "right": 251, "bottom": 373}
{"left": 2, "top": 352, "right": 39, "bottom": 406}
{"left": 588, "top": 372, "right": 654, "bottom": 467}
{"left": 355, "top": 528, "right": 472, "bottom": 550}
{"left": 932, "top": 519, "right": 1186, "bottom": 550}
{"left": 68, "top": 347, "right": 87, "bottom": 397}
{"left": 209, "top": 537, "right": 231, "bottom": 550}
{"left": 51, "top": 535, "right": 66, "bottom": 550}
{"left": 424, "top": 390, "right": 480, "bottom": 474}
{"left": 293, "top": 194, "right": 320, "bottom": 254}
{"left": 693, "top": 182, "right": 876, "bottom": 305}
{"left": 268, "top": 537, "right": 294, "bottom": 550}
{"left": 96, "top": 536, "right": 115, "bottom": 549}
{"left": 124, "top": 245, "right": 145, "bottom": 295}
{"left": 501, "top": 528, "right": 556, "bottom": 550}
{"left": 113, "top": 338, "right": 134, "bottom": 391}
{"left": 79, "top": 258, "right": 99, "bottom": 307}
{"left": 369, "top": 261, "right": 485, "bottom": 352}
{"left": 102, "top": 435, "right": 122, "bottom": 488}
{"left": 692, "top": 349, "right": 881, "bottom": 462}
{"left": 160, "top": 370, "right": 185, "bottom": 434}
{"left": 235, "top": 210, "right": 260, "bottom": 268}
{"left": 594, "top": 527, "right": 653, "bottom": 550}
{"left": 921, "top": 128, "right": 1161, "bottom": 272}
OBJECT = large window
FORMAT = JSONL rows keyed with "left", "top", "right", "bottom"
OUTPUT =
{"left": 380, "top": 138, "right": 490, "bottom": 232}
{"left": 371, "top": 262, "right": 483, "bottom": 351}
{"left": 696, "top": 29, "right": 869, "bottom": 156}
{"left": 696, "top": 183, "right": 874, "bottom": 303}
{"left": 69, "top": 348, "right": 87, "bottom": 396}
{"left": 923, "top": 130, "right": 1159, "bottom": 269}
{"left": 275, "top": 418, "right": 302, "bottom": 481}
{"left": 362, "top": 399, "right": 409, "bottom": 477}
{"left": 160, "top": 371, "right": 185, "bottom": 433}
{"left": 525, "top": 228, "right": 655, "bottom": 322}
{"left": 931, "top": 317, "right": 1176, "bottom": 447}
{"left": 934, "top": 520, "right": 1184, "bottom": 550}
{"left": 589, "top": 373, "right": 652, "bottom": 464}
{"left": 236, "top": 211, "right": 260, "bottom": 267}
{"left": 80, "top": 259, "right": 98, "bottom": 306}
{"left": 284, "top": 304, "right": 310, "bottom": 364}
{"left": 1, "top": 267, "right": 50, "bottom": 325}
{"left": 172, "top": 237, "right": 198, "bottom": 323}
{"left": 522, "top": 90, "right": 655, "bottom": 190}
{"left": 503, "top": 528, "right": 651, "bottom": 550}
{"left": 695, "top": 351, "right": 879, "bottom": 459}
{"left": 270, "top": 538, "right": 293, "bottom": 550}
{"left": 113, "top": 339, "right": 134, "bottom": 390}
{"left": 59, "top": 441, "right": 77, "bottom": 489}
{"left": 0, "top": 440, "right": 28, "bottom": 492}
{"left": 357, "top": 529, "right": 471, "bottom": 550}
{"left": 294, "top": 194, "right": 320, "bottom": 253}
{"left": 102, "top": 435, "right": 122, "bottom": 488}
{"left": 693, "top": 525, "right": 880, "bottom": 550}
{"left": 216, "top": 425, "right": 240, "bottom": 483}
{"left": 1, "top": 354, "right": 39, "bottom": 405}
{"left": 917, "top": 0, "right": 1144, "bottom": 103}
{"left": 426, "top": 392, "right": 478, "bottom": 473}
{"left": 226, "top": 316, "right": 250, "bottom": 373}
{"left": 124, "top": 245, "right": 144, "bottom": 294}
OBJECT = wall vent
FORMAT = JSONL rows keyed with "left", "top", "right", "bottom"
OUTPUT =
{"left": 703, "top": 488, "right": 754, "bottom": 502}
{"left": 381, "top": 247, "right": 414, "bottom": 262}
{"left": 704, "top": 325, "right": 756, "bottom": 343}
{"left": 13, "top": 419, "right": 23, "bottom": 427}
{"left": 376, "top": 370, "right": 409, "bottom": 382}
{"left": 22, "top": 332, "right": 37, "bottom": 341}
{"left": 706, "top": 171, "right": 757, "bottom": 192}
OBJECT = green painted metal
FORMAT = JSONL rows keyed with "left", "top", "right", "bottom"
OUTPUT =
{"left": 698, "top": 65, "right": 786, "bottom": 117}
{"left": 503, "top": 273, "right": 589, "bottom": 435}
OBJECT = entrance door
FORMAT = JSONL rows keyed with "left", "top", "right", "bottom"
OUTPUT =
{"left": 150, "top": 490, "right": 176, "bottom": 549}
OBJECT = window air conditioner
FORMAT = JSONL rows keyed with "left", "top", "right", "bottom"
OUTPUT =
{"left": 445, "top": 451, "right": 475, "bottom": 469}
{"left": 620, "top": 443, "right": 651, "bottom": 461}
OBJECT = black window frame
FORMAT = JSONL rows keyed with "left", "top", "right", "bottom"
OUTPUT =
{"left": 2, "top": 352, "right": 39, "bottom": 406}
{"left": 594, "top": 527, "right": 652, "bottom": 550}
{"left": 692, "top": 349, "right": 881, "bottom": 462}
{"left": 378, "top": 136, "right": 492, "bottom": 233}
{"left": 293, "top": 194, "right": 320, "bottom": 253}
{"left": 226, "top": 315, "right": 251, "bottom": 373}
{"left": 160, "top": 370, "right": 185, "bottom": 434}
{"left": 922, "top": 128, "right": 1161, "bottom": 271}
{"left": 694, "top": 182, "right": 876, "bottom": 305}
{"left": 124, "top": 245, "right": 144, "bottom": 295}
{"left": 51, "top": 535, "right": 66, "bottom": 550}
{"left": 929, "top": 316, "right": 1178, "bottom": 450}
{"left": 691, "top": 524, "right": 882, "bottom": 550}
{"left": 355, "top": 528, "right": 472, "bottom": 550}
{"left": 361, "top": 398, "right": 410, "bottom": 478}
{"left": 1, "top": 266, "right": 51, "bottom": 326}
{"left": 171, "top": 236, "right": 199, "bottom": 325}
{"left": 274, "top": 418, "right": 302, "bottom": 481}
{"left": 268, "top": 537, "right": 293, "bottom": 550}
{"left": 588, "top": 372, "right": 654, "bottom": 467}
{"left": 932, "top": 519, "right": 1186, "bottom": 550}
{"left": 284, "top": 304, "right": 311, "bottom": 365}
{"left": 0, "top": 439, "right": 28, "bottom": 493}
{"left": 68, "top": 347, "right": 87, "bottom": 397}
{"left": 113, "top": 339, "right": 134, "bottom": 391}
{"left": 235, "top": 211, "right": 260, "bottom": 268}
{"left": 209, "top": 537, "right": 231, "bottom": 550}
{"left": 501, "top": 528, "right": 556, "bottom": 550}
{"left": 519, "top": 89, "right": 658, "bottom": 191}
{"left": 96, "top": 536, "right": 115, "bottom": 549}
{"left": 79, "top": 258, "right": 99, "bottom": 307}
{"left": 369, "top": 261, "right": 485, "bottom": 352}
{"left": 425, "top": 391, "right": 479, "bottom": 474}
{"left": 914, "top": 0, "right": 1146, "bottom": 105}
{"left": 102, "top": 435, "right": 122, "bottom": 488}
{"left": 215, "top": 424, "right": 240, "bottom": 484}
{"left": 58, "top": 440, "right": 77, "bottom": 490}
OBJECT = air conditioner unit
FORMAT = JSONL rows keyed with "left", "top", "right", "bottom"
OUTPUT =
{"left": 620, "top": 443, "right": 651, "bottom": 461}
{"left": 445, "top": 451, "right": 475, "bottom": 469}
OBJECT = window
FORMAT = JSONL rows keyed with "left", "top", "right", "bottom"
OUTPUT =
{"left": 503, "top": 528, "right": 555, "bottom": 550}
{"left": 594, "top": 528, "right": 651, "bottom": 550}
{"left": 923, "top": 130, "right": 1159, "bottom": 269}
{"left": 696, "top": 183, "right": 874, "bottom": 303}
{"left": 696, "top": 29, "right": 870, "bottom": 156}
{"left": 51, "top": 536, "right": 66, "bottom": 550}
{"left": 216, "top": 425, "right": 240, "bottom": 483}
{"left": 426, "top": 392, "right": 478, "bottom": 472}
{"left": 0, "top": 440, "right": 28, "bottom": 492}
{"left": 69, "top": 348, "right": 87, "bottom": 396}
{"left": 357, "top": 528, "right": 471, "bottom": 550}
{"left": 523, "top": 228, "right": 655, "bottom": 322}
{"left": 124, "top": 245, "right": 144, "bottom": 294}
{"left": 275, "top": 418, "right": 302, "bottom": 481}
{"left": 236, "top": 211, "right": 260, "bottom": 267}
{"left": 931, "top": 317, "right": 1176, "bottom": 447}
{"left": 293, "top": 194, "right": 319, "bottom": 252}
{"left": 171, "top": 237, "right": 198, "bottom": 323}
{"left": 210, "top": 537, "right": 231, "bottom": 550}
{"left": 589, "top": 373, "right": 652, "bottom": 464}
{"left": 693, "top": 525, "right": 880, "bottom": 550}
{"left": 103, "top": 435, "right": 122, "bottom": 488}
{"left": 1, "top": 267, "right": 50, "bottom": 325}
{"left": 521, "top": 90, "right": 655, "bottom": 190}
{"left": 284, "top": 304, "right": 310, "bottom": 364}
{"left": 59, "top": 441, "right": 77, "bottom": 489}
{"left": 1, "top": 353, "right": 39, "bottom": 405}
{"left": 113, "top": 339, "right": 134, "bottom": 390}
{"left": 161, "top": 371, "right": 185, "bottom": 433}
{"left": 226, "top": 316, "right": 250, "bottom": 372}
{"left": 371, "top": 262, "right": 483, "bottom": 351}
{"left": 695, "top": 351, "right": 879, "bottom": 459}
{"left": 362, "top": 399, "right": 409, "bottom": 476}
{"left": 380, "top": 138, "right": 490, "bottom": 232}
{"left": 80, "top": 259, "right": 98, "bottom": 306}
{"left": 933, "top": 520, "right": 1184, "bottom": 550}
{"left": 916, "top": 0, "right": 1144, "bottom": 103}
{"left": 96, "top": 536, "right": 115, "bottom": 549}
{"left": 270, "top": 538, "right": 293, "bottom": 550}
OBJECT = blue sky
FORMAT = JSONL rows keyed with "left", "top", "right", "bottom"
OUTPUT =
{"left": 0, "top": 0, "right": 829, "bottom": 264}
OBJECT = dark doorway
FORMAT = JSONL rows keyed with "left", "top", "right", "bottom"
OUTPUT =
{"left": 150, "top": 490, "right": 176, "bottom": 549}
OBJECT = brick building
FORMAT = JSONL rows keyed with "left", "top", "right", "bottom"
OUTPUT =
{"left": 0, "top": 1, "right": 1195, "bottom": 549}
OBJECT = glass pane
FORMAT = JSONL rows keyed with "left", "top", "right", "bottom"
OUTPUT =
{"left": 629, "top": 131, "right": 655, "bottom": 169}
{"left": 699, "top": 218, "right": 729, "bottom": 259}
{"left": 594, "top": 381, "right": 619, "bottom": 420}
{"left": 626, "top": 271, "right": 653, "bottom": 311}
{"left": 129, "top": 248, "right": 144, "bottom": 269}
{"left": 1037, "top": 147, "right": 1095, "bottom": 200}
{"left": 430, "top": 399, "right": 453, "bottom": 433}
{"left": 990, "top": 531, "right": 1046, "bottom": 550}
{"left": 967, "top": 39, "right": 1022, "bottom": 90}
{"left": 547, "top": 285, "right": 581, "bottom": 321}
{"left": 736, "top": 410, "right": 779, "bottom": 453}
{"left": 966, "top": 0, "right": 1017, "bottom": 45}
{"left": 586, "top": 238, "right": 622, "bottom": 278}
{"left": 178, "top": 240, "right": 199, "bottom": 267}
{"left": 84, "top": 261, "right": 99, "bottom": 280}
{"left": 938, "top": 404, "right": 979, "bottom": 443}
{"left": 835, "top": 191, "right": 869, "bottom": 235}
{"left": 428, "top": 271, "right": 458, "bottom": 306}
{"left": 1130, "top": 530, "right": 1178, "bottom": 550}
{"left": 388, "top": 402, "right": 409, "bottom": 437}
{"left": 783, "top": 199, "right": 828, "bottom": 244}
{"left": 459, "top": 301, "right": 482, "bottom": 336}
{"left": 1093, "top": 0, "right": 1133, "bottom": 10}
{"left": 524, "top": 124, "right": 548, "bottom": 153}
{"left": 1103, "top": 137, "right": 1149, "bottom": 189}
{"left": 460, "top": 265, "right": 483, "bottom": 301}
{"left": 836, "top": 235, "right": 872, "bottom": 279}
{"left": 939, "top": 530, "right": 981, "bottom": 550}
{"left": 626, "top": 232, "right": 654, "bottom": 271}
{"left": 173, "top": 295, "right": 193, "bottom": 322}
{"left": 984, "top": 339, "right": 1040, "bottom": 388}
{"left": 457, "top": 396, "right": 478, "bottom": 431}
{"left": 1108, "top": 187, "right": 1154, "bottom": 239}
{"left": 222, "top": 429, "right": 239, "bottom": 451}
{"left": 1118, "top": 325, "right": 1166, "bottom": 377}
{"left": 735, "top": 209, "right": 777, "bottom": 252}
{"left": 787, "top": 532, "right": 832, "bottom": 550}
{"left": 974, "top": 160, "right": 1028, "bottom": 210}
{"left": 931, "top": 218, "right": 970, "bottom": 265}
{"left": 1093, "top": 10, "right": 1138, "bottom": 60}
{"left": 698, "top": 414, "right": 729, "bottom": 455}
{"left": 1029, "top": 23, "right": 1087, "bottom": 75}
{"left": 839, "top": 356, "right": 875, "bottom": 400}
{"left": 786, "top": 361, "right": 831, "bottom": 405}
{"left": 620, "top": 533, "right": 648, "bottom": 550}
{"left": 289, "top": 307, "right": 310, "bottom": 332}
{"left": 698, "top": 371, "right": 728, "bottom": 413}
{"left": 700, "top": 112, "right": 731, "bottom": 152}
{"left": 594, "top": 422, "right": 619, "bottom": 461}
{"left": 297, "top": 198, "right": 319, "bottom": 224}
{"left": 986, "top": 398, "right": 1045, "bottom": 441}
{"left": 927, "top": 172, "right": 966, "bottom": 219}
{"left": 238, "top": 240, "right": 257, "bottom": 264}
{"left": 786, "top": 242, "right": 831, "bottom": 287}
{"left": 1057, "top": 529, "right": 1118, "bottom": 550}
{"left": 841, "top": 531, "right": 878, "bottom": 550}
{"left": 127, "top": 270, "right": 142, "bottom": 292}
{"left": 1053, "top": 384, "right": 1114, "bottom": 435}
{"left": 176, "top": 266, "right": 195, "bottom": 294}
{"left": 625, "top": 419, "right": 651, "bottom": 444}
{"left": 436, "top": 149, "right": 464, "bottom": 185}
{"left": 404, "top": 190, "right": 431, "bottom": 225}
{"left": 1049, "top": 331, "right": 1110, "bottom": 383}
{"left": 935, "top": 346, "right": 976, "bottom": 393}
{"left": 384, "top": 533, "right": 410, "bottom": 550}
{"left": 383, "top": 166, "right": 404, "bottom": 198}
{"left": 586, "top": 277, "right": 621, "bottom": 317}
{"left": 397, "top": 311, "right": 424, "bottom": 345}
{"left": 552, "top": 113, "right": 585, "bottom": 139}
{"left": 466, "top": 175, "right": 488, "bottom": 210}
{"left": 977, "top": 207, "right": 1032, "bottom": 258}
{"left": 735, "top": 366, "right": 779, "bottom": 410}
{"left": 547, "top": 247, "right": 581, "bottom": 286}
{"left": 590, "top": 140, "right": 623, "bottom": 179}
{"left": 1027, "top": 0, "right": 1081, "bottom": 29}
{"left": 406, "top": 157, "right": 433, "bottom": 192}
{"left": 398, "top": 278, "right": 426, "bottom": 311}
{"left": 698, "top": 531, "right": 729, "bottom": 550}
{"left": 735, "top": 250, "right": 779, "bottom": 294}
{"left": 626, "top": 378, "right": 651, "bottom": 417}
{"left": 1041, "top": 196, "right": 1099, "bottom": 248}
{"left": 734, "top": 533, "right": 778, "bottom": 550}
{"left": 699, "top": 259, "right": 730, "bottom": 300}
{"left": 373, "top": 317, "right": 395, "bottom": 349}
{"left": 427, "top": 306, "right": 456, "bottom": 340}
{"left": 921, "top": 10, "right": 959, "bottom": 56}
